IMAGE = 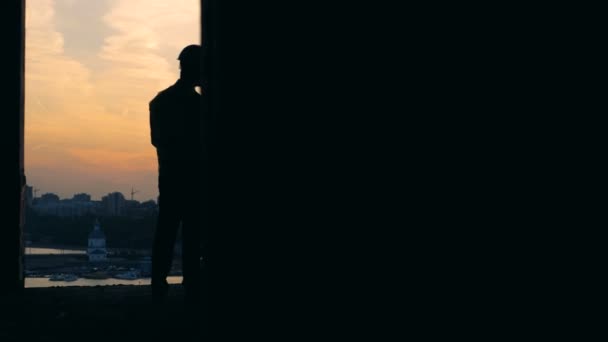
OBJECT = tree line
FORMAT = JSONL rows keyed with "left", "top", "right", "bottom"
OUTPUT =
{"left": 24, "top": 209, "right": 162, "bottom": 249}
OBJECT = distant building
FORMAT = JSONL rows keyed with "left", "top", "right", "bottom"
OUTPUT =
{"left": 25, "top": 186, "right": 33, "bottom": 207}
{"left": 39, "top": 193, "right": 60, "bottom": 204}
{"left": 31, "top": 199, "right": 96, "bottom": 217}
{"left": 124, "top": 199, "right": 160, "bottom": 217}
{"left": 102, "top": 192, "right": 126, "bottom": 216}
{"left": 87, "top": 219, "right": 107, "bottom": 262}
{"left": 72, "top": 193, "right": 91, "bottom": 202}
{"left": 141, "top": 200, "right": 158, "bottom": 209}
{"left": 140, "top": 200, "right": 159, "bottom": 216}
{"left": 92, "top": 201, "right": 104, "bottom": 214}
{"left": 124, "top": 199, "right": 140, "bottom": 209}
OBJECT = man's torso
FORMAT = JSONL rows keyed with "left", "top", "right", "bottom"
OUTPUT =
{"left": 149, "top": 80, "right": 204, "bottom": 165}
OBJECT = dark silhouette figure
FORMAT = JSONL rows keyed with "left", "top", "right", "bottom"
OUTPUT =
{"left": 150, "top": 44, "right": 206, "bottom": 302}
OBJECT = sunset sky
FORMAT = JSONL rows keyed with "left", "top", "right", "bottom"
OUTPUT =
{"left": 25, "top": 0, "right": 200, "bottom": 202}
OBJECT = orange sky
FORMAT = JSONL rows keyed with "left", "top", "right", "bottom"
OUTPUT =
{"left": 25, "top": 0, "right": 200, "bottom": 201}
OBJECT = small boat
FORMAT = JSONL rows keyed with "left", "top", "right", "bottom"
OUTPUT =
{"left": 114, "top": 271, "right": 139, "bottom": 280}
{"left": 63, "top": 274, "right": 78, "bottom": 282}
{"left": 49, "top": 274, "right": 65, "bottom": 281}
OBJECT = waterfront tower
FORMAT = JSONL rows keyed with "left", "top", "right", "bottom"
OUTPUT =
{"left": 87, "top": 219, "right": 108, "bottom": 262}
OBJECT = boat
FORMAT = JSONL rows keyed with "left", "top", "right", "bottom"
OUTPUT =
{"left": 114, "top": 271, "right": 139, "bottom": 280}
{"left": 63, "top": 274, "right": 78, "bottom": 282}
{"left": 49, "top": 274, "right": 65, "bottom": 281}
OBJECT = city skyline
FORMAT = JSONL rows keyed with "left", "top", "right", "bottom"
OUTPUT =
{"left": 28, "top": 185, "right": 156, "bottom": 202}
{"left": 26, "top": 185, "right": 158, "bottom": 218}
{"left": 24, "top": 0, "right": 200, "bottom": 202}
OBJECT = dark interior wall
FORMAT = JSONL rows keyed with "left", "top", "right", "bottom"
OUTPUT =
{"left": 198, "top": 0, "right": 328, "bottom": 335}
{"left": 0, "top": 1, "right": 25, "bottom": 293}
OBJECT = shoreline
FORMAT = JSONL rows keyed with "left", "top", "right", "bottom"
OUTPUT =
{"left": 26, "top": 243, "right": 86, "bottom": 251}
{"left": 26, "top": 244, "right": 152, "bottom": 254}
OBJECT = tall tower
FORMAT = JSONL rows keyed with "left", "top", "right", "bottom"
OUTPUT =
{"left": 87, "top": 219, "right": 107, "bottom": 262}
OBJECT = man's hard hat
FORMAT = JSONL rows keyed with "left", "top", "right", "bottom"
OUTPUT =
{"left": 178, "top": 44, "right": 202, "bottom": 62}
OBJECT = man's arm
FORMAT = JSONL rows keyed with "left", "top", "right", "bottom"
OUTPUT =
{"left": 150, "top": 98, "right": 162, "bottom": 149}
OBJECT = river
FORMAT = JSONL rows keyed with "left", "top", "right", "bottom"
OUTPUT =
{"left": 25, "top": 276, "right": 183, "bottom": 288}
{"left": 26, "top": 247, "right": 86, "bottom": 255}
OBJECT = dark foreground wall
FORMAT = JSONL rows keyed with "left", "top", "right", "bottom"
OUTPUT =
{"left": 0, "top": 1, "right": 25, "bottom": 293}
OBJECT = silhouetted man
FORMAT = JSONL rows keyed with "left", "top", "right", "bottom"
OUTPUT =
{"left": 150, "top": 44, "right": 206, "bottom": 301}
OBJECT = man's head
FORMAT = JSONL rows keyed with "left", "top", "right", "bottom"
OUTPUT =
{"left": 178, "top": 44, "right": 202, "bottom": 86}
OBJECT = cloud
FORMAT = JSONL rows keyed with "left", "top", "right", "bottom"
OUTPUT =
{"left": 95, "top": 0, "right": 200, "bottom": 117}
{"left": 26, "top": 0, "right": 93, "bottom": 115}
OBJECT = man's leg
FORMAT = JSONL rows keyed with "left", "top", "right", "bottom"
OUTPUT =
{"left": 151, "top": 193, "right": 181, "bottom": 297}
